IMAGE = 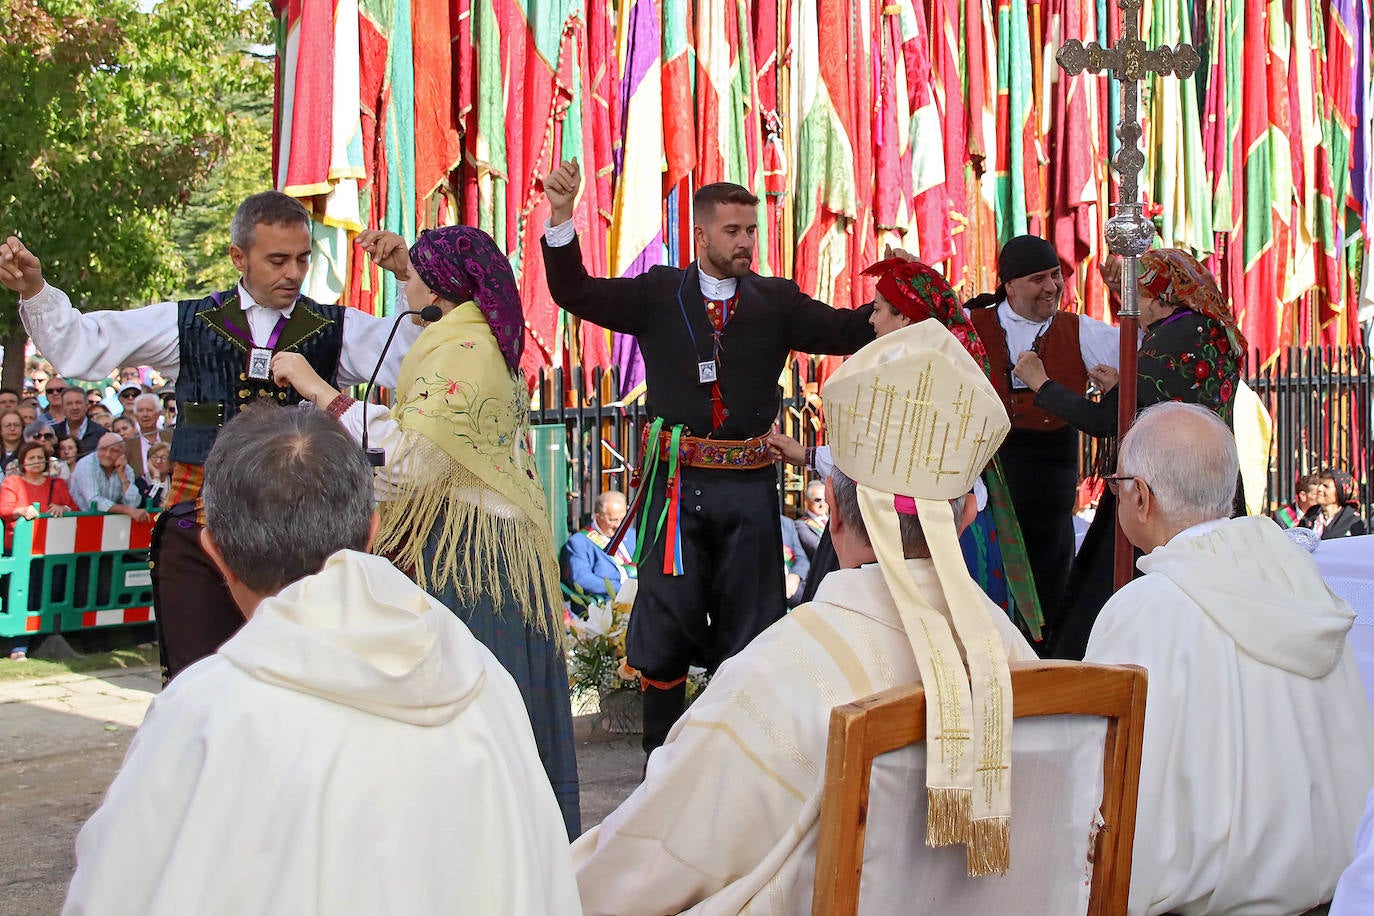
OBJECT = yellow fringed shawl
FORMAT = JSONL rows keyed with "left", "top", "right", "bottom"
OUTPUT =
{"left": 371, "top": 302, "right": 562, "bottom": 637}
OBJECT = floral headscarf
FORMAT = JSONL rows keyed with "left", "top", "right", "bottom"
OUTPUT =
{"left": 862, "top": 257, "right": 992, "bottom": 377}
{"left": 409, "top": 226, "right": 524, "bottom": 373}
{"left": 1320, "top": 468, "right": 1361, "bottom": 509}
{"left": 1139, "top": 249, "right": 1247, "bottom": 364}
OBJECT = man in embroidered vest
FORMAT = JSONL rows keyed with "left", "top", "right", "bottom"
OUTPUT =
{"left": 541, "top": 158, "right": 876, "bottom": 757}
{"left": 561, "top": 490, "right": 637, "bottom": 602}
{"left": 0, "top": 192, "right": 422, "bottom": 682}
{"left": 965, "top": 235, "right": 1118, "bottom": 640}
{"left": 573, "top": 323, "right": 1122, "bottom": 916}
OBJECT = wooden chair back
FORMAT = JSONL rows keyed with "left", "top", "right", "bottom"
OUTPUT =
{"left": 812, "top": 661, "right": 1147, "bottom": 916}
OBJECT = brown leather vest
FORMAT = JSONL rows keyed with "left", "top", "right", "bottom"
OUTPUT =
{"left": 969, "top": 306, "right": 1089, "bottom": 431}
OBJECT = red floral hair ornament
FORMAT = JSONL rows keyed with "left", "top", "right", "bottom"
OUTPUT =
{"left": 862, "top": 257, "right": 993, "bottom": 379}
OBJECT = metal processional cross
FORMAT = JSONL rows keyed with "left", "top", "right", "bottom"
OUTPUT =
{"left": 1056, "top": 0, "right": 1201, "bottom": 588}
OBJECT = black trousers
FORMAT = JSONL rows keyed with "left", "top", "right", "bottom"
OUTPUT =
{"left": 150, "top": 501, "right": 245, "bottom": 684}
{"left": 998, "top": 427, "right": 1078, "bottom": 641}
{"left": 627, "top": 465, "right": 785, "bottom": 753}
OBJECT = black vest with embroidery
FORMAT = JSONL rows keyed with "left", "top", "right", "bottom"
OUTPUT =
{"left": 170, "top": 290, "right": 346, "bottom": 466}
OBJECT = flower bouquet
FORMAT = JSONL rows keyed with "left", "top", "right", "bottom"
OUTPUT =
{"left": 565, "top": 579, "right": 710, "bottom": 734}
{"left": 566, "top": 580, "right": 641, "bottom": 733}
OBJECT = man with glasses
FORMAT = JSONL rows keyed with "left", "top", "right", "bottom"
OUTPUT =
{"left": 69, "top": 432, "right": 147, "bottom": 521}
{"left": 793, "top": 480, "right": 828, "bottom": 562}
{"left": 40, "top": 380, "right": 65, "bottom": 425}
{"left": 115, "top": 383, "right": 142, "bottom": 417}
{"left": 124, "top": 392, "right": 173, "bottom": 479}
{"left": 160, "top": 393, "right": 177, "bottom": 430}
{"left": 1083, "top": 401, "right": 1374, "bottom": 915}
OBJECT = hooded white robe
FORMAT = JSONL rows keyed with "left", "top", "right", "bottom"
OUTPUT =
{"left": 1085, "top": 517, "right": 1374, "bottom": 916}
{"left": 573, "top": 560, "right": 1112, "bottom": 915}
{"left": 62, "top": 551, "right": 581, "bottom": 916}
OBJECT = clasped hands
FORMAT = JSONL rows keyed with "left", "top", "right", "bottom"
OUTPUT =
{"left": 1013, "top": 351, "right": 1117, "bottom": 394}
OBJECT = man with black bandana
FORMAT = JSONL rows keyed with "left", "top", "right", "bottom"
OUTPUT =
{"left": 541, "top": 158, "right": 875, "bottom": 757}
{"left": 965, "top": 235, "right": 1118, "bottom": 639}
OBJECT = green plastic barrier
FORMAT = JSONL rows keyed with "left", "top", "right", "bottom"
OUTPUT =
{"left": 0, "top": 511, "right": 156, "bottom": 639}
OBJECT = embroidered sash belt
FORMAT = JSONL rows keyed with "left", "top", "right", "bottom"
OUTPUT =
{"left": 625, "top": 420, "right": 773, "bottom": 578}
{"left": 638, "top": 425, "right": 773, "bottom": 471}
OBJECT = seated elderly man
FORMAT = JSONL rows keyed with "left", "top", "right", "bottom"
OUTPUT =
{"left": 573, "top": 323, "right": 1130, "bottom": 914}
{"left": 68, "top": 432, "right": 148, "bottom": 521}
{"left": 1084, "top": 401, "right": 1374, "bottom": 915}
{"left": 561, "top": 489, "right": 636, "bottom": 601}
{"left": 63, "top": 406, "right": 580, "bottom": 916}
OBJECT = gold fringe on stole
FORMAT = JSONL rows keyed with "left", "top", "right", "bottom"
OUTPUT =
{"left": 926, "top": 787, "right": 973, "bottom": 848}
{"left": 966, "top": 816, "right": 1011, "bottom": 877}
{"left": 372, "top": 435, "right": 564, "bottom": 641}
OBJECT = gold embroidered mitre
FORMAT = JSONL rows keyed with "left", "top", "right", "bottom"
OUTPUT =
{"left": 823, "top": 319, "right": 1015, "bottom": 876}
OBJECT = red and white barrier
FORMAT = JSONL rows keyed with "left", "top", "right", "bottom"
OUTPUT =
{"left": 28, "top": 514, "right": 155, "bottom": 555}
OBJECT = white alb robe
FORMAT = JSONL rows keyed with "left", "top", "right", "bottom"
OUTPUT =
{"left": 63, "top": 551, "right": 581, "bottom": 916}
{"left": 1085, "top": 516, "right": 1374, "bottom": 916}
{"left": 574, "top": 560, "right": 1112, "bottom": 915}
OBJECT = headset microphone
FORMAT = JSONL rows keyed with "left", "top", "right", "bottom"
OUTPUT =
{"left": 360, "top": 305, "right": 444, "bottom": 466}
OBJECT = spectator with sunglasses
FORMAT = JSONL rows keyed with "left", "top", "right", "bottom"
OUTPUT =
{"left": 5, "top": 420, "right": 61, "bottom": 477}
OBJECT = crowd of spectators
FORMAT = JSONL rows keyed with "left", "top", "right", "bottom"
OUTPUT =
{"left": 0, "top": 364, "right": 176, "bottom": 537}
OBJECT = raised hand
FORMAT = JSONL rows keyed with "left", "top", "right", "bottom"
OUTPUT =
{"left": 0, "top": 236, "right": 46, "bottom": 299}
{"left": 542, "top": 158, "right": 582, "bottom": 226}
{"left": 356, "top": 230, "right": 412, "bottom": 280}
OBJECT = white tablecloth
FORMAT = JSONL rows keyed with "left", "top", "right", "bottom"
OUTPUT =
{"left": 1314, "top": 534, "right": 1374, "bottom": 714}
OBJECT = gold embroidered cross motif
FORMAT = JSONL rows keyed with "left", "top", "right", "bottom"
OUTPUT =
{"left": 966, "top": 417, "right": 994, "bottom": 479}
{"left": 951, "top": 384, "right": 977, "bottom": 445}
{"left": 926, "top": 423, "right": 962, "bottom": 483}
{"left": 902, "top": 363, "right": 935, "bottom": 481}
{"left": 975, "top": 644, "right": 1009, "bottom": 803}
{"left": 869, "top": 379, "right": 898, "bottom": 475}
{"left": 922, "top": 620, "right": 970, "bottom": 770}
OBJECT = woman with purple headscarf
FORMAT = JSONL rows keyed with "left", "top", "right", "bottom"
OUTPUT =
{"left": 272, "top": 227, "right": 579, "bottom": 836}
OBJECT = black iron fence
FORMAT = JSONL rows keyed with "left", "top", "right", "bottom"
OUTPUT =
{"left": 1248, "top": 346, "right": 1371, "bottom": 522}
{"left": 533, "top": 347, "right": 1373, "bottom": 532}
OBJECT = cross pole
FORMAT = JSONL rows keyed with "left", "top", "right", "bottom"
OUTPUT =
{"left": 1056, "top": 0, "right": 1201, "bottom": 589}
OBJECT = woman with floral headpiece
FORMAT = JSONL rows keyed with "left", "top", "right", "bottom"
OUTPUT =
{"left": 1013, "top": 248, "right": 1246, "bottom": 658}
{"left": 767, "top": 257, "right": 1045, "bottom": 643}
{"left": 1300, "top": 468, "right": 1367, "bottom": 539}
{"left": 271, "top": 227, "right": 579, "bottom": 837}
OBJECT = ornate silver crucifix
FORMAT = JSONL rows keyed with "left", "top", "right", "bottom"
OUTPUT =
{"left": 1055, "top": 0, "right": 1202, "bottom": 587}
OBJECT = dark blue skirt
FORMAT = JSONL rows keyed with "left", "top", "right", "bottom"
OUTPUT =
{"left": 422, "top": 523, "right": 581, "bottom": 839}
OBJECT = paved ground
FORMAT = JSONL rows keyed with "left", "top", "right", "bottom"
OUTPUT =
{"left": 0, "top": 667, "right": 642, "bottom": 916}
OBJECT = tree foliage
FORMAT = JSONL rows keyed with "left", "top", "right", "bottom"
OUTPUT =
{"left": 168, "top": 67, "right": 274, "bottom": 299}
{"left": 0, "top": 0, "right": 273, "bottom": 327}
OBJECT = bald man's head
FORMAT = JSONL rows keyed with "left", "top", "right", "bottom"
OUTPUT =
{"left": 1117, "top": 402, "right": 1238, "bottom": 541}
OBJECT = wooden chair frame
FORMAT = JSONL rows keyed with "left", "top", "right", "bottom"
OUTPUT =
{"left": 812, "top": 661, "right": 1147, "bottom": 916}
